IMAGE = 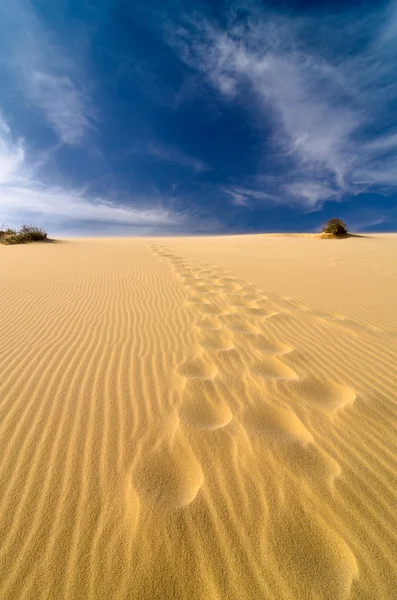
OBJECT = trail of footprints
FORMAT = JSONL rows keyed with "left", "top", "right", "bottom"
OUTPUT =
{"left": 148, "top": 244, "right": 356, "bottom": 440}
{"left": 138, "top": 249, "right": 354, "bottom": 494}
{"left": 151, "top": 245, "right": 355, "bottom": 432}
{"left": 129, "top": 244, "right": 360, "bottom": 595}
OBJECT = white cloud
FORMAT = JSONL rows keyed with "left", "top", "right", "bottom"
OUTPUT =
{"left": 171, "top": 2, "right": 397, "bottom": 208}
{"left": 0, "top": 115, "right": 182, "bottom": 234}
{"left": 0, "top": 118, "right": 25, "bottom": 184}
{"left": 364, "top": 133, "right": 397, "bottom": 152}
{"left": 0, "top": 1, "right": 92, "bottom": 145}
{"left": 222, "top": 186, "right": 277, "bottom": 206}
{"left": 284, "top": 182, "right": 341, "bottom": 208}
{"left": 28, "top": 71, "right": 91, "bottom": 145}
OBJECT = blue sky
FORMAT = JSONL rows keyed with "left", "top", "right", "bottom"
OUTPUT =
{"left": 0, "top": 0, "right": 396, "bottom": 235}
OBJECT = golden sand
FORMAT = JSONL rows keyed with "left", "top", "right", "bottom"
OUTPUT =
{"left": 0, "top": 234, "right": 396, "bottom": 599}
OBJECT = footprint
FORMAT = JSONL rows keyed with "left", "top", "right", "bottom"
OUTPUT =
{"left": 252, "top": 358, "right": 298, "bottom": 381}
{"left": 331, "top": 318, "right": 377, "bottom": 336}
{"left": 306, "top": 310, "right": 333, "bottom": 320}
{"left": 186, "top": 293, "right": 209, "bottom": 305}
{"left": 196, "top": 316, "right": 222, "bottom": 330}
{"left": 191, "top": 284, "right": 219, "bottom": 295}
{"left": 269, "top": 508, "right": 358, "bottom": 600}
{"left": 251, "top": 335, "right": 292, "bottom": 356}
{"left": 198, "top": 302, "right": 229, "bottom": 316}
{"left": 178, "top": 270, "right": 197, "bottom": 279}
{"left": 288, "top": 378, "right": 356, "bottom": 413}
{"left": 218, "top": 283, "right": 243, "bottom": 293}
{"left": 197, "top": 270, "right": 222, "bottom": 280}
{"left": 242, "top": 306, "right": 277, "bottom": 318}
{"left": 182, "top": 278, "right": 203, "bottom": 287}
{"left": 133, "top": 441, "right": 204, "bottom": 510}
{"left": 218, "top": 277, "right": 239, "bottom": 285}
{"left": 263, "top": 312, "right": 292, "bottom": 324}
{"left": 282, "top": 444, "right": 341, "bottom": 484}
{"left": 243, "top": 402, "right": 313, "bottom": 445}
{"left": 181, "top": 380, "right": 233, "bottom": 430}
{"left": 225, "top": 295, "right": 257, "bottom": 308}
{"left": 242, "top": 292, "right": 265, "bottom": 302}
{"left": 181, "top": 400, "right": 232, "bottom": 430}
{"left": 216, "top": 278, "right": 242, "bottom": 292}
{"left": 221, "top": 314, "right": 261, "bottom": 335}
{"left": 199, "top": 329, "right": 234, "bottom": 351}
{"left": 177, "top": 356, "right": 218, "bottom": 380}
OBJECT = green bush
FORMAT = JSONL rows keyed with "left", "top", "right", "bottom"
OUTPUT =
{"left": 322, "top": 218, "right": 348, "bottom": 236}
{"left": 0, "top": 224, "right": 48, "bottom": 245}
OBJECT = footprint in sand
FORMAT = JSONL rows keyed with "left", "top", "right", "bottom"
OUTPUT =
{"left": 329, "top": 317, "right": 378, "bottom": 336}
{"left": 243, "top": 401, "right": 313, "bottom": 445}
{"left": 282, "top": 443, "right": 342, "bottom": 484}
{"left": 216, "top": 278, "right": 243, "bottom": 292}
{"left": 269, "top": 508, "right": 358, "bottom": 600}
{"left": 133, "top": 441, "right": 204, "bottom": 510}
{"left": 181, "top": 277, "right": 201, "bottom": 287}
{"left": 180, "top": 379, "right": 233, "bottom": 430}
{"left": 198, "top": 328, "right": 235, "bottom": 351}
{"left": 177, "top": 355, "right": 218, "bottom": 381}
{"left": 287, "top": 378, "right": 356, "bottom": 413}
{"left": 196, "top": 316, "right": 222, "bottom": 330}
{"left": 252, "top": 357, "right": 298, "bottom": 381}
{"left": 250, "top": 335, "right": 292, "bottom": 356}
{"left": 198, "top": 301, "right": 230, "bottom": 316}
{"left": 242, "top": 306, "right": 278, "bottom": 318}
{"left": 221, "top": 313, "right": 261, "bottom": 335}
{"left": 224, "top": 294, "right": 258, "bottom": 308}
{"left": 178, "top": 270, "right": 197, "bottom": 279}
{"left": 186, "top": 293, "right": 209, "bottom": 305}
{"left": 241, "top": 292, "right": 266, "bottom": 303}
{"left": 191, "top": 283, "right": 220, "bottom": 295}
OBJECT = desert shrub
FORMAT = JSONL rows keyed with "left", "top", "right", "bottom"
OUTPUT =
{"left": 0, "top": 224, "right": 17, "bottom": 238}
{"left": 0, "top": 224, "right": 48, "bottom": 245}
{"left": 18, "top": 225, "right": 48, "bottom": 242}
{"left": 322, "top": 218, "right": 348, "bottom": 236}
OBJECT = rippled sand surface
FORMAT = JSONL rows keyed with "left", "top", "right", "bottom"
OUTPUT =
{"left": 0, "top": 234, "right": 396, "bottom": 599}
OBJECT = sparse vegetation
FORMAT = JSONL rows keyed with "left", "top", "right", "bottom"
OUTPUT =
{"left": 0, "top": 224, "right": 48, "bottom": 245}
{"left": 322, "top": 218, "right": 348, "bottom": 237}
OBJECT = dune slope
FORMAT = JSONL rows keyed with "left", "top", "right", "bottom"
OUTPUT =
{"left": 0, "top": 234, "right": 396, "bottom": 599}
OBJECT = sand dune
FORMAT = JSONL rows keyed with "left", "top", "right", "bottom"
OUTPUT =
{"left": 0, "top": 234, "right": 396, "bottom": 599}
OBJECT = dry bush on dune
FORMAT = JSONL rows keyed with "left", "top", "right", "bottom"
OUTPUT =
{"left": 322, "top": 218, "right": 348, "bottom": 236}
{"left": 0, "top": 224, "right": 48, "bottom": 245}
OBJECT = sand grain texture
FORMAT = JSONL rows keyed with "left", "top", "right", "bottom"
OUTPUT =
{"left": 0, "top": 234, "right": 396, "bottom": 599}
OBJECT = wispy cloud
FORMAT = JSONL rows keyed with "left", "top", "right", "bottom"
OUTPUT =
{"left": 27, "top": 71, "right": 91, "bottom": 146}
{"left": 0, "top": 115, "right": 182, "bottom": 234}
{"left": 135, "top": 141, "right": 209, "bottom": 173}
{"left": 0, "top": 1, "right": 92, "bottom": 145}
{"left": 222, "top": 186, "right": 277, "bottom": 206}
{"left": 170, "top": 2, "right": 397, "bottom": 208}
